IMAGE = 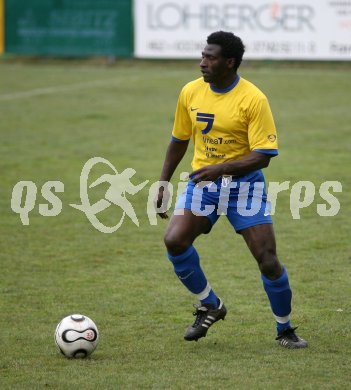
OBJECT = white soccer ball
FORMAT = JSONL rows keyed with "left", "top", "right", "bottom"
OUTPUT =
{"left": 54, "top": 314, "right": 99, "bottom": 358}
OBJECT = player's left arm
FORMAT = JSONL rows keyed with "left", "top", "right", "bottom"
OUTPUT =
{"left": 190, "top": 151, "right": 271, "bottom": 183}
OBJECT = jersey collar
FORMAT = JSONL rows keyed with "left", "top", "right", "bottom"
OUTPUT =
{"left": 210, "top": 75, "right": 240, "bottom": 94}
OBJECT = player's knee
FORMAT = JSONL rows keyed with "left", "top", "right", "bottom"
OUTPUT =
{"left": 164, "top": 232, "right": 190, "bottom": 256}
{"left": 257, "top": 248, "right": 282, "bottom": 279}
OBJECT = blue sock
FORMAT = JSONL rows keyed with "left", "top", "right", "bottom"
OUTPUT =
{"left": 201, "top": 289, "right": 218, "bottom": 308}
{"left": 167, "top": 246, "right": 218, "bottom": 308}
{"left": 261, "top": 266, "right": 292, "bottom": 334}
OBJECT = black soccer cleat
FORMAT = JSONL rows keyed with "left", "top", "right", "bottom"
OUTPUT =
{"left": 184, "top": 298, "right": 227, "bottom": 341}
{"left": 276, "top": 326, "right": 308, "bottom": 349}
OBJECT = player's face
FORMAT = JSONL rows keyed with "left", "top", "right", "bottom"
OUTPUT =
{"left": 200, "top": 44, "right": 233, "bottom": 83}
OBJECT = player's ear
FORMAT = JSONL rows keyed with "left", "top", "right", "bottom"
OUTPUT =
{"left": 227, "top": 58, "right": 235, "bottom": 70}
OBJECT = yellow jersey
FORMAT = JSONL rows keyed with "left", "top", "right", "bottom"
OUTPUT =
{"left": 171, "top": 75, "right": 278, "bottom": 171}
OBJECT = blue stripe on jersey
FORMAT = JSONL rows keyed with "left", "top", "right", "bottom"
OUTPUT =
{"left": 210, "top": 75, "right": 240, "bottom": 93}
{"left": 172, "top": 136, "right": 190, "bottom": 143}
{"left": 254, "top": 149, "right": 279, "bottom": 156}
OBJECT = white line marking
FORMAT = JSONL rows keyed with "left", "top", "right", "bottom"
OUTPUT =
{"left": 0, "top": 78, "right": 123, "bottom": 101}
{"left": 0, "top": 68, "right": 187, "bottom": 102}
{"left": 3, "top": 66, "right": 346, "bottom": 102}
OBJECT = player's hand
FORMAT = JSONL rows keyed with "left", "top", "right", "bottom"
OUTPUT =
{"left": 189, "top": 165, "right": 223, "bottom": 184}
{"left": 154, "top": 185, "right": 170, "bottom": 219}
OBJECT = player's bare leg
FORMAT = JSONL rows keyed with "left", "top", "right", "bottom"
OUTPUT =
{"left": 241, "top": 224, "right": 282, "bottom": 279}
{"left": 164, "top": 210, "right": 210, "bottom": 256}
{"left": 164, "top": 210, "right": 227, "bottom": 341}
{"left": 241, "top": 224, "right": 308, "bottom": 348}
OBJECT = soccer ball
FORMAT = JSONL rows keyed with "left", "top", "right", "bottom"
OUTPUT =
{"left": 55, "top": 314, "right": 99, "bottom": 358}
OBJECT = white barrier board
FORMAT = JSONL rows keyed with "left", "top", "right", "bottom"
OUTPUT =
{"left": 135, "top": 0, "right": 351, "bottom": 60}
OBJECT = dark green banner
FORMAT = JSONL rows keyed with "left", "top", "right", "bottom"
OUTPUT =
{"left": 5, "top": 0, "right": 133, "bottom": 56}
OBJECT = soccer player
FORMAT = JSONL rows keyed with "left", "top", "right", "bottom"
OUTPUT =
{"left": 156, "top": 31, "right": 307, "bottom": 348}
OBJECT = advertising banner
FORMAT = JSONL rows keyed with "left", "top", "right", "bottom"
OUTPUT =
{"left": 0, "top": 0, "right": 3, "bottom": 54}
{"left": 134, "top": 0, "right": 351, "bottom": 60}
{"left": 5, "top": 0, "right": 133, "bottom": 57}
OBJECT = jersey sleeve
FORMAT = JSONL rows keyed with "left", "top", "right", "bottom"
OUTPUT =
{"left": 247, "top": 95, "right": 278, "bottom": 155}
{"left": 171, "top": 87, "right": 192, "bottom": 141}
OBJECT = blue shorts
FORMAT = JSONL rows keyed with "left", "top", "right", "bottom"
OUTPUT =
{"left": 174, "top": 169, "right": 272, "bottom": 233}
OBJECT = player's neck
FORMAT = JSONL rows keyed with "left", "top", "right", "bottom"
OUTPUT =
{"left": 211, "top": 73, "right": 237, "bottom": 90}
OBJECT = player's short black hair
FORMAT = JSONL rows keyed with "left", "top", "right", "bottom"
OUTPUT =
{"left": 207, "top": 31, "right": 245, "bottom": 71}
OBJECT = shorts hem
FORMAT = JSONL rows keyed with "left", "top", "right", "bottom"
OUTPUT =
{"left": 235, "top": 219, "right": 273, "bottom": 234}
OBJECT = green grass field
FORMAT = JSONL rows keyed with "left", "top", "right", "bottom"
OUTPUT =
{"left": 1, "top": 58, "right": 350, "bottom": 389}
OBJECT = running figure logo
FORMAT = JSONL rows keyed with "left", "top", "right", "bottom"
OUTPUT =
{"left": 70, "top": 157, "right": 149, "bottom": 233}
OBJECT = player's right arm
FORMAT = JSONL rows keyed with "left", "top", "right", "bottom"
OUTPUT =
{"left": 156, "top": 139, "right": 189, "bottom": 219}
{"left": 159, "top": 139, "right": 189, "bottom": 183}
{"left": 156, "top": 86, "right": 192, "bottom": 219}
